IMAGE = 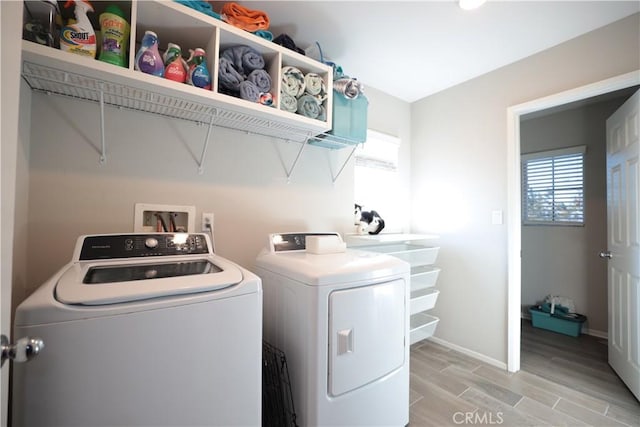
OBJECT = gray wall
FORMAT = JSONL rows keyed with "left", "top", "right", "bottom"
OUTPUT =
{"left": 520, "top": 95, "right": 633, "bottom": 335}
{"left": 410, "top": 13, "right": 640, "bottom": 364}
{"left": 19, "top": 82, "right": 411, "bottom": 299}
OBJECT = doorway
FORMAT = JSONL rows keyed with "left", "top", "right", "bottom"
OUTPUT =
{"left": 506, "top": 70, "right": 640, "bottom": 373}
{"left": 519, "top": 86, "right": 638, "bottom": 338}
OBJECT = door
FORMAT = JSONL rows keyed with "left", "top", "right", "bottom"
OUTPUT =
{"left": 606, "top": 89, "right": 640, "bottom": 401}
{"left": 328, "top": 279, "right": 406, "bottom": 396}
{"left": 2, "top": 1, "right": 26, "bottom": 425}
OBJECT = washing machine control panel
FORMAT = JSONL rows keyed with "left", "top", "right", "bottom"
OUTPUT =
{"left": 79, "top": 234, "right": 210, "bottom": 260}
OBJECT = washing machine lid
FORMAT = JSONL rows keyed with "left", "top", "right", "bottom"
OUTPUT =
{"left": 55, "top": 233, "right": 243, "bottom": 305}
{"left": 55, "top": 255, "right": 243, "bottom": 305}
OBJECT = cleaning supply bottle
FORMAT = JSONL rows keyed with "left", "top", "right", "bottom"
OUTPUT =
{"left": 59, "top": 0, "right": 96, "bottom": 58}
{"left": 186, "top": 48, "right": 211, "bottom": 90}
{"left": 22, "top": 0, "right": 61, "bottom": 47}
{"left": 134, "top": 31, "right": 164, "bottom": 77}
{"left": 163, "top": 43, "right": 187, "bottom": 83}
{"left": 98, "top": 4, "right": 129, "bottom": 67}
{"left": 134, "top": 30, "right": 164, "bottom": 77}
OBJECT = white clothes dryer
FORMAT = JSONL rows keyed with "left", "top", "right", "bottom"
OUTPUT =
{"left": 255, "top": 232, "right": 410, "bottom": 426}
{"left": 12, "top": 233, "right": 262, "bottom": 427}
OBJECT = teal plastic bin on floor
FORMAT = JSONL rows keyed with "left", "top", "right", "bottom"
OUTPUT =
{"left": 529, "top": 305, "right": 586, "bottom": 337}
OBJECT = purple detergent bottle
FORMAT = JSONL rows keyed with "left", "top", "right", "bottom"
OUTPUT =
{"left": 135, "top": 31, "right": 164, "bottom": 77}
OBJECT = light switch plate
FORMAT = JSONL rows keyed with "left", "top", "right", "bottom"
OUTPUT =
{"left": 491, "top": 210, "right": 503, "bottom": 225}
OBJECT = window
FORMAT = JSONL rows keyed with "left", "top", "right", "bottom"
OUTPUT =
{"left": 521, "top": 146, "right": 586, "bottom": 225}
{"left": 354, "top": 130, "right": 402, "bottom": 232}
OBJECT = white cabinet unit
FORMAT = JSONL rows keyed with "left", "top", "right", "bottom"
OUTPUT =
{"left": 20, "top": 1, "right": 359, "bottom": 176}
{"left": 346, "top": 234, "right": 441, "bottom": 345}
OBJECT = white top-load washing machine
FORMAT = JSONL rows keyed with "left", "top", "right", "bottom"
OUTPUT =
{"left": 255, "top": 232, "right": 411, "bottom": 426}
{"left": 12, "top": 233, "right": 262, "bottom": 427}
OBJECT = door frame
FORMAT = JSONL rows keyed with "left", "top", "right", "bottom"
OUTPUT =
{"left": 506, "top": 70, "right": 640, "bottom": 373}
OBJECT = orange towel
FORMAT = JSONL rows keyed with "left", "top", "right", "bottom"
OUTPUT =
{"left": 221, "top": 2, "right": 269, "bottom": 32}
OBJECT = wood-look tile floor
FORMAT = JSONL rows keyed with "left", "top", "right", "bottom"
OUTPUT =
{"left": 409, "top": 321, "right": 639, "bottom": 426}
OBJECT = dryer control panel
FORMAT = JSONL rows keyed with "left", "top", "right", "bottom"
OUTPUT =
{"left": 269, "top": 232, "right": 340, "bottom": 252}
{"left": 78, "top": 233, "right": 210, "bottom": 260}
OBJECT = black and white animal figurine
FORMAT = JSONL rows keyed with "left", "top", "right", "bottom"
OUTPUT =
{"left": 354, "top": 204, "right": 385, "bottom": 235}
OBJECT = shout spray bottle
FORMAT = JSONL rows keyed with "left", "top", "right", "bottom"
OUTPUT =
{"left": 60, "top": 0, "right": 96, "bottom": 58}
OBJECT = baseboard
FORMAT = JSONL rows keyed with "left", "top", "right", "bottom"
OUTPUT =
{"left": 520, "top": 312, "right": 608, "bottom": 339}
{"left": 582, "top": 328, "right": 608, "bottom": 339}
{"left": 427, "top": 336, "right": 507, "bottom": 370}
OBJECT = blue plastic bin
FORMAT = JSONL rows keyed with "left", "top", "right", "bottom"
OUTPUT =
{"left": 529, "top": 305, "right": 586, "bottom": 337}
{"left": 329, "top": 91, "right": 368, "bottom": 143}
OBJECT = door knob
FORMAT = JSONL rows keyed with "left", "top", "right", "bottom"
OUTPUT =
{"left": 599, "top": 251, "right": 613, "bottom": 259}
{"left": 1, "top": 335, "right": 44, "bottom": 367}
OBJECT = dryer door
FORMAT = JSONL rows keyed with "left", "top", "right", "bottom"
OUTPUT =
{"left": 328, "top": 278, "right": 406, "bottom": 396}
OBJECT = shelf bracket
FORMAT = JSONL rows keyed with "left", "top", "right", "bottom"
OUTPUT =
{"left": 197, "top": 113, "right": 215, "bottom": 174}
{"left": 330, "top": 143, "right": 359, "bottom": 184}
{"left": 280, "top": 136, "right": 309, "bottom": 183}
{"left": 98, "top": 83, "right": 106, "bottom": 165}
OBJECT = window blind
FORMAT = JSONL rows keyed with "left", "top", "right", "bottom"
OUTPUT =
{"left": 521, "top": 146, "right": 586, "bottom": 225}
{"left": 355, "top": 130, "right": 400, "bottom": 171}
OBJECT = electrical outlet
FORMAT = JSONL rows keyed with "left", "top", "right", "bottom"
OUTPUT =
{"left": 202, "top": 213, "right": 214, "bottom": 232}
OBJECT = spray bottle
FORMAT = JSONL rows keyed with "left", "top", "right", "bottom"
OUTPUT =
{"left": 60, "top": 0, "right": 96, "bottom": 58}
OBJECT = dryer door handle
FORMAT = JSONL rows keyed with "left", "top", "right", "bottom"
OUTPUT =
{"left": 337, "top": 329, "right": 353, "bottom": 355}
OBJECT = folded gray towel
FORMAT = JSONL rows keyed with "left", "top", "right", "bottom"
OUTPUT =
{"left": 247, "top": 69, "right": 271, "bottom": 93}
{"left": 239, "top": 80, "right": 261, "bottom": 102}
{"left": 221, "top": 45, "right": 265, "bottom": 76}
{"left": 218, "top": 57, "right": 244, "bottom": 92}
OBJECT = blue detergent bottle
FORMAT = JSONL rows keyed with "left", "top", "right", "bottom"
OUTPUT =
{"left": 134, "top": 30, "right": 164, "bottom": 77}
{"left": 186, "top": 48, "right": 211, "bottom": 90}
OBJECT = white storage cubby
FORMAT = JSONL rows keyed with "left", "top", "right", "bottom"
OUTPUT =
{"left": 20, "top": 0, "right": 354, "bottom": 178}
{"left": 409, "top": 313, "right": 440, "bottom": 346}
{"left": 411, "top": 265, "right": 441, "bottom": 291}
{"left": 280, "top": 54, "right": 332, "bottom": 122}
{"left": 346, "top": 234, "right": 441, "bottom": 345}
{"left": 363, "top": 243, "right": 440, "bottom": 267}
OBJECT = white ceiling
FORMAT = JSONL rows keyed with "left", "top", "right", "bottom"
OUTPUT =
{"left": 239, "top": 1, "right": 640, "bottom": 102}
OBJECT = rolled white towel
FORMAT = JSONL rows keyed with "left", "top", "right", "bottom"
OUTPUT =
{"left": 304, "top": 72, "right": 327, "bottom": 102}
{"left": 281, "top": 66, "right": 305, "bottom": 97}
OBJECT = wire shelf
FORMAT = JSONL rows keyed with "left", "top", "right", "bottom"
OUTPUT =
{"left": 22, "top": 60, "right": 362, "bottom": 149}
{"left": 23, "top": 61, "right": 324, "bottom": 143}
